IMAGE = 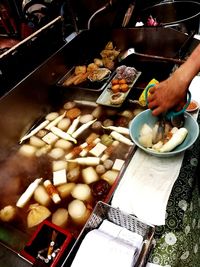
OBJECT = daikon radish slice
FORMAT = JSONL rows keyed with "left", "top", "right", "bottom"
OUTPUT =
{"left": 68, "top": 199, "right": 90, "bottom": 225}
{"left": 71, "top": 184, "right": 92, "bottom": 201}
{"left": 52, "top": 208, "right": 69, "bottom": 228}
{"left": 102, "top": 125, "right": 129, "bottom": 135}
{"left": 52, "top": 160, "right": 68, "bottom": 172}
{"left": 101, "top": 170, "right": 119, "bottom": 185}
{"left": 30, "top": 136, "right": 46, "bottom": 148}
{"left": 110, "top": 131, "right": 133, "bottom": 146}
{"left": 57, "top": 183, "right": 75, "bottom": 198}
{"left": 159, "top": 128, "right": 188, "bottom": 152}
{"left": 82, "top": 166, "right": 99, "bottom": 184}
{"left": 18, "top": 144, "right": 37, "bottom": 157}
{"left": 34, "top": 185, "right": 51, "bottom": 206}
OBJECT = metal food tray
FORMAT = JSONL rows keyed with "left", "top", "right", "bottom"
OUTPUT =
{"left": 57, "top": 67, "right": 115, "bottom": 92}
{"left": 96, "top": 71, "right": 142, "bottom": 107}
{"left": 62, "top": 201, "right": 155, "bottom": 267}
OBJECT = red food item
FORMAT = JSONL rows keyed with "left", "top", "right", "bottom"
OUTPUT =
{"left": 91, "top": 180, "right": 110, "bottom": 199}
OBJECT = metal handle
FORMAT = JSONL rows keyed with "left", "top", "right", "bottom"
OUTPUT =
{"left": 145, "top": 83, "right": 191, "bottom": 119}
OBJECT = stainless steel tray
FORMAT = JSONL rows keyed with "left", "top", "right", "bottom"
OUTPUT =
{"left": 57, "top": 67, "right": 115, "bottom": 92}
{"left": 96, "top": 71, "right": 141, "bottom": 107}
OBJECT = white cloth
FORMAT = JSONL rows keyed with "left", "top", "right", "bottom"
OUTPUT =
{"left": 71, "top": 220, "right": 143, "bottom": 267}
{"left": 99, "top": 219, "right": 143, "bottom": 249}
{"left": 112, "top": 75, "right": 200, "bottom": 226}
{"left": 111, "top": 149, "right": 184, "bottom": 225}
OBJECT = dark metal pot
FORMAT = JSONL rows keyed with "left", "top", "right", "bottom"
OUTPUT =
{"left": 140, "top": 1, "right": 200, "bottom": 33}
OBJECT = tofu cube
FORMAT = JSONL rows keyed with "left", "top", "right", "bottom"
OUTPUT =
{"left": 53, "top": 169, "right": 67, "bottom": 186}
{"left": 112, "top": 159, "right": 125, "bottom": 171}
{"left": 89, "top": 142, "right": 107, "bottom": 157}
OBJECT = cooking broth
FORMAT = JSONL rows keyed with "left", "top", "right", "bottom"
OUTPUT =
{"left": 0, "top": 101, "right": 139, "bottom": 250}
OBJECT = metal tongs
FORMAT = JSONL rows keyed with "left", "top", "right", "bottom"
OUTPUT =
{"left": 145, "top": 83, "right": 191, "bottom": 128}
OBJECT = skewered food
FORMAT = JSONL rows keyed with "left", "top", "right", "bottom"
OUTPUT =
{"left": 43, "top": 180, "right": 61, "bottom": 204}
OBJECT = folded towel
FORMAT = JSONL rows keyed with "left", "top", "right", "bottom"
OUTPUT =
{"left": 99, "top": 219, "right": 143, "bottom": 248}
{"left": 71, "top": 228, "right": 140, "bottom": 267}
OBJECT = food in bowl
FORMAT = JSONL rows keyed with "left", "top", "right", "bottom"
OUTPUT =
{"left": 139, "top": 122, "right": 188, "bottom": 152}
{"left": 129, "top": 109, "right": 199, "bottom": 157}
